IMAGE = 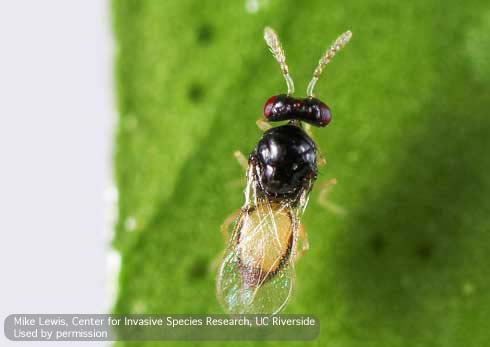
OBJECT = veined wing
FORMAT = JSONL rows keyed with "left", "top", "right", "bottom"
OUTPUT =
{"left": 217, "top": 162, "right": 312, "bottom": 314}
{"left": 216, "top": 198, "right": 298, "bottom": 314}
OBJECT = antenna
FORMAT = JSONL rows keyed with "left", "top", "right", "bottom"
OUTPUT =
{"left": 264, "top": 27, "right": 295, "bottom": 95}
{"left": 306, "top": 30, "right": 352, "bottom": 97}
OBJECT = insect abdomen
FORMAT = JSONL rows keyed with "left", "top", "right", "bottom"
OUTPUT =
{"left": 236, "top": 203, "right": 294, "bottom": 285}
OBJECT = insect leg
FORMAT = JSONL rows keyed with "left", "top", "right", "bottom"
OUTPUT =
{"left": 210, "top": 209, "right": 242, "bottom": 273}
{"left": 317, "top": 178, "right": 347, "bottom": 215}
{"left": 303, "top": 123, "right": 326, "bottom": 166}
{"left": 220, "top": 208, "right": 241, "bottom": 243}
{"left": 233, "top": 150, "right": 249, "bottom": 171}
{"left": 256, "top": 118, "right": 272, "bottom": 132}
{"left": 226, "top": 151, "right": 249, "bottom": 189}
{"left": 295, "top": 224, "right": 310, "bottom": 261}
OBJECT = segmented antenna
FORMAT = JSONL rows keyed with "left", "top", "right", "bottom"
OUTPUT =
{"left": 307, "top": 30, "right": 352, "bottom": 97}
{"left": 264, "top": 27, "right": 295, "bottom": 95}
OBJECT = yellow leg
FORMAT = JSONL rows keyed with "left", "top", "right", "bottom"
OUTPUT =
{"left": 317, "top": 178, "right": 347, "bottom": 215}
{"left": 226, "top": 151, "right": 249, "bottom": 189}
{"left": 256, "top": 118, "right": 272, "bottom": 132}
{"left": 316, "top": 152, "right": 327, "bottom": 167}
{"left": 210, "top": 209, "right": 242, "bottom": 274}
{"left": 233, "top": 150, "right": 248, "bottom": 171}
{"left": 220, "top": 208, "right": 241, "bottom": 243}
{"left": 295, "top": 224, "right": 310, "bottom": 262}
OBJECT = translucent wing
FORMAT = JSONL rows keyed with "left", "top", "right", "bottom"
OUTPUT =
{"left": 216, "top": 165, "right": 311, "bottom": 314}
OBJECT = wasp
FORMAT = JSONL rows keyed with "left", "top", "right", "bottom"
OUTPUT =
{"left": 216, "top": 27, "right": 352, "bottom": 314}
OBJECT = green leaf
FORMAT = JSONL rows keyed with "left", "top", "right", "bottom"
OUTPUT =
{"left": 112, "top": 0, "right": 490, "bottom": 346}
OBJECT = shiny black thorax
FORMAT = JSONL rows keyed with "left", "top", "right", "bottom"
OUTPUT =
{"left": 250, "top": 124, "right": 318, "bottom": 201}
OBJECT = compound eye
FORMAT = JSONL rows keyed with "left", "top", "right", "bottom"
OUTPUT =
{"left": 317, "top": 100, "right": 332, "bottom": 126}
{"left": 263, "top": 95, "right": 277, "bottom": 119}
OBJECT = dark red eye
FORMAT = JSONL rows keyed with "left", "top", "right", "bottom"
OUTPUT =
{"left": 318, "top": 101, "right": 332, "bottom": 126}
{"left": 263, "top": 95, "right": 277, "bottom": 119}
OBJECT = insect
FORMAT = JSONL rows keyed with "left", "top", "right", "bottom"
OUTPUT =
{"left": 216, "top": 27, "right": 352, "bottom": 314}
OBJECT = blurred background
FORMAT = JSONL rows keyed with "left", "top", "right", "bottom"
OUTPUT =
{"left": 2, "top": 0, "right": 490, "bottom": 347}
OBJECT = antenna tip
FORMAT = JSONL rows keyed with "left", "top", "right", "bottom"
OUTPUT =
{"left": 342, "top": 30, "right": 353, "bottom": 43}
{"left": 264, "top": 27, "right": 275, "bottom": 41}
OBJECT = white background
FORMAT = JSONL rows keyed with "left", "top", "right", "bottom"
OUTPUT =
{"left": 0, "top": 1, "right": 113, "bottom": 346}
